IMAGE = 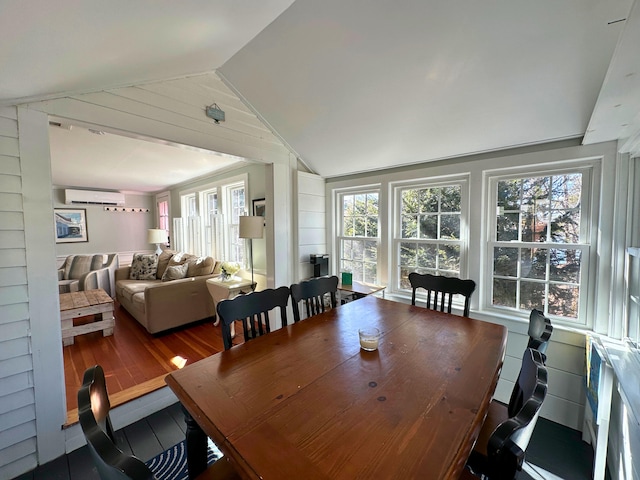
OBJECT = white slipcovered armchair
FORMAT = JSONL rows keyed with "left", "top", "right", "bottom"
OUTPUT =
{"left": 58, "top": 253, "right": 119, "bottom": 297}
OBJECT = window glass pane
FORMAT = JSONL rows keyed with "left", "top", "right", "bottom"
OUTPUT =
{"left": 366, "top": 217, "right": 378, "bottom": 237}
{"left": 494, "top": 247, "right": 518, "bottom": 277}
{"left": 419, "top": 215, "right": 438, "bottom": 239}
{"left": 440, "top": 186, "right": 461, "bottom": 212}
{"left": 344, "top": 217, "right": 354, "bottom": 237}
{"left": 399, "top": 267, "right": 413, "bottom": 289}
{"left": 402, "top": 190, "right": 419, "bottom": 214}
{"left": 342, "top": 239, "right": 353, "bottom": 260}
{"left": 551, "top": 174, "right": 581, "bottom": 209}
{"left": 438, "top": 244, "right": 460, "bottom": 272}
{"left": 498, "top": 179, "right": 521, "bottom": 210}
{"left": 548, "top": 284, "right": 579, "bottom": 319}
{"left": 364, "top": 240, "right": 378, "bottom": 261}
{"left": 420, "top": 188, "right": 439, "bottom": 213}
{"left": 364, "top": 263, "right": 377, "bottom": 284}
{"left": 402, "top": 215, "right": 417, "bottom": 238}
{"left": 440, "top": 214, "right": 460, "bottom": 240}
{"left": 493, "top": 279, "right": 517, "bottom": 308}
{"left": 367, "top": 194, "right": 379, "bottom": 216}
{"left": 520, "top": 282, "right": 546, "bottom": 311}
{"left": 550, "top": 209, "right": 580, "bottom": 243}
{"left": 417, "top": 244, "right": 437, "bottom": 269}
{"left": 549, "top": 249, "right": 581, "bottom": 283}
{"left": 400, "top": 242, "right": 416, "bottom": 266}
{"left": 521, "top": 248, "right": 547, "bottom": 280}
{"left": 497, "top": 213, "right": 519, "bottom": 241}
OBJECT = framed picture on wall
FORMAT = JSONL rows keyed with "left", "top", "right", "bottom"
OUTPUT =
{"left": 54, "top": 208, "right": 88, "bottom": 243}
{"left": 253, "top": 198, "right": 266, "bottom": 225}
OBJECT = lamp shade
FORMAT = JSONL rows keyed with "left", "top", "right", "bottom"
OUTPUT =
{"left": 239, "top": 216, "right": 264, "bottom": 239}
{"left": 147, "top": 228, "right": 167, "bottom": 244}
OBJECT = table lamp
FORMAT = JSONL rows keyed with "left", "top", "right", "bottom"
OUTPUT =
{"left": 239, "top": 216, "right": 264, "bottom": 285}
{"left": 147, "top": 228, "right": 167, "bottom": 255}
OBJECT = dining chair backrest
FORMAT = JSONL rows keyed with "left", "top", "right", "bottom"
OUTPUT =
{"left": 467, "top": 348, "right": 548, "bottom": 480}
{"left": 290, "top": 276, "right": 339, "bottom": 322}
{"left": 408, "top": 272, "right": 476, "bottom": 317}
{"left": 78, "top": 365, "right": 154, "bottom": 480}
{"left": 527, "top": 308, "right": 553, "bottom": 358}
{"left": 217, "top": 286, "right": 291, "bottom": 350}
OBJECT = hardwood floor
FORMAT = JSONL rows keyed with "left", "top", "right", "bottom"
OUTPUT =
{"left": 63, "top": 300, "right": 244, "bottom": 424}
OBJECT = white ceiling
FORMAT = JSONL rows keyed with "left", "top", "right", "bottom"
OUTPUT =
{"left": 2, "top": 0, "right": 640, "bottom": 189}
{"left": 48, "top": 121, "right": 245, "bottom": 193}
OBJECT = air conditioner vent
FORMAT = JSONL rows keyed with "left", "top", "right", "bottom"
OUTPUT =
{"left": 65, "top": 189, "right": 125, "bottom": 206}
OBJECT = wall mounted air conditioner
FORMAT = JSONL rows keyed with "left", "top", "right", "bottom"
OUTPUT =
{"left": 65, "top": 189, "right": 126, "bottom": 206}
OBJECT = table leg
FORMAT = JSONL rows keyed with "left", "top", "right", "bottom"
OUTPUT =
{"left": 182, "top": 406, "right": 208, "bottom": 479}
{"left": 101, "top": 311, "right": 114, "bottom": 337}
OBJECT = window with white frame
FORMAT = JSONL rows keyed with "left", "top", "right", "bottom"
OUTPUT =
{"left": 395, "top": 183, "right": 465, "bottom": 291}
{"left": 175, "top": 177, "right": 246, "bottom": 261}
{"left": 338, "top": 190, "right": 379, "bottom": 283}
{"left": 489, "top": 170, "right": 590, "bottom": 323}
{"left": 202, "top": 188, "right": 218, "bottom": 258}
{"left": 223, "top": 182, "right": 246, "bottom": 264}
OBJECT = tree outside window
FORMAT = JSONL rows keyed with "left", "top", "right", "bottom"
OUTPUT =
{"left": 339, "top": 191, "right": 379, "bottom": 283}
{"left": 491, "top": 173, "right": 586, "bottom": 321}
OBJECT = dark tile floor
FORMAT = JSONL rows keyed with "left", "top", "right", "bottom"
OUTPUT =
{"left": 519, "top": 417, "right": 600, "bottom": 480}
{"left": 15, "top": 405, "right": 597, "bottom": 479}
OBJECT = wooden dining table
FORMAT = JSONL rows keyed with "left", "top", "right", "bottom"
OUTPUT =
{"left": 165, "top": 295, "right": 507, "bottom": 479}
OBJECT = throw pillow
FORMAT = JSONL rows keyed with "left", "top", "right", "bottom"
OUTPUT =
{"left": 156, "top": 249, "right": 176, "bottom": 279}
{"left": 186, "top": 256, "right": 215, "bottom": 277}
{"left": 161, "top": 263, "right": 189, "bottom": 282}
{"left": 129, "top": 253, "right": 158, "bottom": 280}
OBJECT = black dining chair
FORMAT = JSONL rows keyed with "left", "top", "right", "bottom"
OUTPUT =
{"left": 216, "top": 286, "right": 291, "bottom": 350}
{"left": 78, "top": 365, "right": 239, "bottom": 480}
{"left": 408, "top": 272, "right": 476, "bottom": 317}
{"left": 527, "top": 308, "right": 553, "bottom": 360}
{"left": 465, "top": 348, "right": 548, "bottom": 480}
{"left": 290, "top": 275, "right": 339, "bottom": 322}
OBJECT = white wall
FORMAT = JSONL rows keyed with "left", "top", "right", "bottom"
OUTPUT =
{"left": 53, "top": 188, "right": 155, "bottom": 263}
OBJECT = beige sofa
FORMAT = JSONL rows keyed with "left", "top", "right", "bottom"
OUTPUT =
{"left": 58, "top": 253, "right": 119, "bottom": 297}
{"left": 115, "top": 250, "right": 220, "bottom": 334}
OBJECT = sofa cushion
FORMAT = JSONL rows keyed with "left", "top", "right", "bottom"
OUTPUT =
{"left": 186, "top": 256, "right": 215, "bottom": 277}
{"left": 162, "top": 263, "right": 189, "bottom": 282}
{"left": 156, "top": 250, "right": 176, "bottom": 279}
{"left": 118, "top": 279, "right": 160, "bottom": 302}
{"left": 130, "top": 253, "right": 158, "bottom": 280}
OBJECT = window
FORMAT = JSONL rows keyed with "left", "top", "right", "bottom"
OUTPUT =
{"left": 224, "top": 182, "right": 246, "bottom": 263}
{"left": 395, "top": 183, "right": 465, "bottom": 290}
{"left": 175, "top": 176, "right": 247, "bottom": 261}
{"left": 203, "top": 189, "right": 218, "bottom": 258}
{"left": 338, "top": 191, "right": 379, "bottom": 283}
{"left": 489, "top": 171, "right": 589, "bottom": 323}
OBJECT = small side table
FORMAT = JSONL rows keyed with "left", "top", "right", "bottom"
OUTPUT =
{"left": 206, "top": 276, "right": 256, "bottom": 337}
{"left": 338, "top": 280, "right": 386, "bottom": 303}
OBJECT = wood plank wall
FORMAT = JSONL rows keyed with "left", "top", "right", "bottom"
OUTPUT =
{"left": 296, "top": 172, "right": 326, "bottom": 281}
{"left": 0, "top": 106, "right": 38, "bottom": 479}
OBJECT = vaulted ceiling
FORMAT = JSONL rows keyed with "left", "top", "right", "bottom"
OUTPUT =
{"left": 2, "top": 0, "right": 639, "bottom": 189}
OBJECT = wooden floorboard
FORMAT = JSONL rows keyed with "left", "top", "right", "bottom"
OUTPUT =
{"left": 63, "top": 300, "right": 245, "bottom": 424}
